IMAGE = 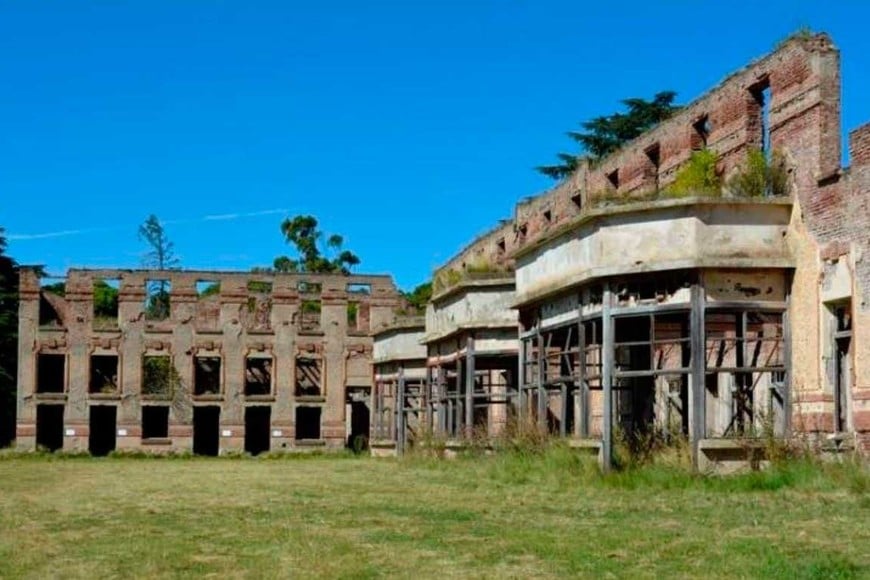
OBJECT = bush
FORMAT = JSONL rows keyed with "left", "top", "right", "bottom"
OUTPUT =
{"left": 728, "top": 148, "right": 790, "bottom": 198}
{"left": 665, "top": 149, "right": 722, "bottom": 197}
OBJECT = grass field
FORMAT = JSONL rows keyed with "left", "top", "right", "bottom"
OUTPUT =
{"left": 0, "top": 449, "right": 867, "bottom": 579}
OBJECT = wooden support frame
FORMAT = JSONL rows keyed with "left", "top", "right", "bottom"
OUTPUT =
{"left": 689, "top": 283, "right": 706, "bottom": 466}
{"left": 601, "top": 283, "right": 614, "bottom": 471}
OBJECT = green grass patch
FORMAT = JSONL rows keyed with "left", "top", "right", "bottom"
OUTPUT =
{"left": 0, "top": 450, "right": 866, "bottom": 578}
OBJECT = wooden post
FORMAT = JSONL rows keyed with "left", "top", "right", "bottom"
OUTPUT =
{"left": 536, "top": 326, "right": 546, "bottom": 431}
{"left": 397, "top": 367, "right": 406, "bottom": 455}
{"left": 465, "top": 334, "right": 475, "bottom": 438}
{"left": 601, "top": 284, "right": 614, "bottom": 471}
{"left": 517, "top": 335, "right": 527, "bottom": 423}
{"left": 783, "top": 291, "right": 792, "bottom": 435}
{"left": 689, "top": 283, "right": 706, "bottom": 468}
{"left": 578, "top": 316, "right": 588, "bottom": 438}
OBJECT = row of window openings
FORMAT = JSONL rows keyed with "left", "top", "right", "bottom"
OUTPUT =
{"left": 35, "top": 354, "right": 323, "bottom": 397}
{"left": 41, "top": 279, "right": 372, "bottom": 327}
{"left": 519, "top": 82, "right": 771, "bottom": 234}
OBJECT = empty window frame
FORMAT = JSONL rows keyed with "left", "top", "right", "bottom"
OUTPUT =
{"left": 89, "top": 354, "right": 119, "bottom": 394}
{"left": 295, "top": 357, "right": 322, "bottom": 397}
{"left": 93, "top": 278, "right": 120, "bottom": 329}
{"left": 36, "top": 353, "right": 65, "bottom": 394}
{"left": 298, "top": 281, "right": 322, "bottom": 294}
{"left": 142, "top": 406, "right": 170, "bottom": 439}
{"left": 750, "top": 79, "right": 772, "bottom": 155}
{"left": 295, "top": 406, "right": 322, "bottom": 440}
{"left": 299, "top": 300, "right": 322, "bottom": 332}
{"left": 194, "top": 356, "right": 222, "bottom": 396}
{"left": 692, "top": 115, "right": 711, "bottom": 150}
{"left": 606, "top": 169, "right": 620, "bottom": 190}
{"left": 144, "top": 279, "right": 171, "bottom": 321}
{"left": 645, "top": 144, "right": 661, "bottom": 191}
{"left": 347, "top": 283, "right": 371, "bottom": 296}
{"left": 244, "top": 357, "right": 272, "bottom": 396}
{"left": 196, "top": 280, "right": 220, "bottom": 298}
{"left": 142, "top": 355, "right": 174, "bottom": 397}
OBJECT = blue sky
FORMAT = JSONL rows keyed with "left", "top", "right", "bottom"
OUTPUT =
{"left": 2, "top": 2, "right": 869, "bottom": 290}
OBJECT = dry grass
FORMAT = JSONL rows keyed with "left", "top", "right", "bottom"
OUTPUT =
{"left": 0, "top": 450, "right": 867, "bottom": 578}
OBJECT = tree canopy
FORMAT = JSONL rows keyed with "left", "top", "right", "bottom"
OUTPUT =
{"left": 401, "top": 282, "right": 432, "bottom": 314}
{"left": 268, "top": 215, "right": 361, "bottom": 275}
{"left": 537, "top": 91, "right": 680, "bottom": 180}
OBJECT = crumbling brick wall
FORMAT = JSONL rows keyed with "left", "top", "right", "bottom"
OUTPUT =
{"left": 16, "top": 268, "right": 401, "bottom": 453}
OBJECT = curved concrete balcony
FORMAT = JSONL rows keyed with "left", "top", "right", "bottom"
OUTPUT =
{"left": 514, "top": 197, "right": 794, "bottom": 307}
{"left": 423, "top": 278, "right": 518, "bottom": 345}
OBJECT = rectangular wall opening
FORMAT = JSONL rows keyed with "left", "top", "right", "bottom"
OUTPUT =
{"left": 93, "top": 278, "right": 120, "bottom": 329}
{"left": 244, "top": 406, "right": 271, "bottom": 456}
{"left": 194, "top": 356, "right": 222, "bottom": 396}
{"left": 692, "top": 115, "right": 711, "bottom": 150}
{"left": 142, "top": 355, "right": 174, "bottom": 397}
{"left": 295, "top": 406, "right": 321, "bottom": 440}
{"left": 750, "top": 80, "right": 772, "bottom": 156}
{"left": 346, "top": 388, "right": 370, "bottom": 451}
{"left": 247, "top": 280, "right": 273, "bottom": 331}
{"left": 142, "top": 406, "right": 170, "bottom": 440}
{"left": 299, "top": 300, "right": 322, "bottom": 332}
{"left": 89, "top": 354, "right": 119, "bottom": 394}
{"left": 88, "top": 405, "right": 117, "bottom": 457}
{"left": 35, "top": 404, "right": 64, "bottom": 452}
{"left": 193, "top": 406, "right": 220, "bottom": 456}
{"left": 244, "top": 357, "right": 272, "bottom": 396}
{"left": 196, "top": 280, "right": 220, "bottom": 297}
{"left": 295, "top": 358, "right": 322, "bottom": 396}
{"left": 39, "top": 278, "right": 66, "bottom": 327}
{"left": 645, "top": 144, "right": 661, "bottom": 192}
{"left": 36, "top": 353, "right": 65, "bottom": 393}
{"left": 145, "top": 279, "right": 171, "bottom": 321}
{"left": 830, "top": 301, "right": 853, "bottom": 432}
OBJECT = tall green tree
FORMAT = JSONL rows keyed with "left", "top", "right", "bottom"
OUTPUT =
{"left": 138, "top": 215, "right": 179, "bottom": 319}
{"left": 537, "top": 91, "right": 680, "bottom": 179}
{"left": 0, "top": 228, "right": 19, "bottom": 447}
{"left": 270, "top": 215, "right": 361, "bottom": 274}
{"left": 401, "top": 282, "right": 432, "bottom": 314}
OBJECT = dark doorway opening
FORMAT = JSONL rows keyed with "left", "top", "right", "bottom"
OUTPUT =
{"left": 193, "top": 406, "right": 220, "bottom": 456}
{"left": 142, "top": 406, "right": 169, "bottom": 440}
{"left": 347, "top": 401, "right": 370, "bottom": 451}
{"left": 89, "top": 405, "right": 117, "bottom": 456}
{"left": 295, "top": 406, "right": 321, "bottom": 440}
{"left": 36, "top": 404, "right": 64, "bottom": 452}
{"left": 245, "top": 406, "right": 271, "bottom": 456}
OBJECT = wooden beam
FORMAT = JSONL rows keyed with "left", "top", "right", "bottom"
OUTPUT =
{"left": 465, "top": 334, "right": 475, "bottom": 438}
{"left": 689, "top": 283, "right": 706, "bottom": 468}
{"left": 601, "top": 284, "right": 614, "bottom": 472}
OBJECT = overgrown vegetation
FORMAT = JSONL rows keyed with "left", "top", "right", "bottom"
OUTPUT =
{"left": 399, "top": 282, "right": 432, "bottom": 314}
{"left": 538, "top": 91, "right": 681, "bottom": 179}
{"left": 728, "top": 148, "right": 790, "bottom": 198}
{"left": 590, "top": 148, "right": 790, "bottom": 207}
{"left": 665, "top": 148, "right": 723, "bottom": 197}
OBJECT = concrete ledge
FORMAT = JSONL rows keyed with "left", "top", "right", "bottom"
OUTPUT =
{"left": 697, "top": 438, "right": 771, "bottom": 474}
{"left": 370, "top": 440, "right": 397, "bottom": 457}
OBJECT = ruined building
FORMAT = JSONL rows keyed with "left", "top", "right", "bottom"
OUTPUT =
{"left": 14, "top": 33, "right": 870, "bottom": 466}
{"left": 15, "top": 269, "right": 400, "bottom": 454}
{"left": 374, "top": 33, "right": 870, "bottom": 468}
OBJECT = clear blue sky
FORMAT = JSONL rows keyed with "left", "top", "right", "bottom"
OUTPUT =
{"left": 3, "top": 2, "right": 869, "bottom": 290}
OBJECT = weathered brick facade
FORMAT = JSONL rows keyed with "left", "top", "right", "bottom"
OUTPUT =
{"left": 16, "top": 268, "right": 400, "bottom": 454}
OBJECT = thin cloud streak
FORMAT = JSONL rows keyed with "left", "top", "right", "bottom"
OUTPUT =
{"left": 8, "top": 208, "right": 289, "bottom": 241}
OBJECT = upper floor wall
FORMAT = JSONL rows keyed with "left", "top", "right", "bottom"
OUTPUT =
{"left": 511, "top": 33, "right": 840, "bottom": 258}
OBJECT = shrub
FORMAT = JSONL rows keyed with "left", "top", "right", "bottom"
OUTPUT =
{"left": 665, "top": 149, "right": 722, "bottom": 197}
{"left": 728, "top": 148, "right": 790, "bottom": 198}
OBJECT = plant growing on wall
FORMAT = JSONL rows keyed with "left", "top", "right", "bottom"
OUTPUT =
{"left": 728, "top": 149, "right": 790, "bottom": 198}
{"left": 665, "top": 149, "right": 723, "bottom": 197}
